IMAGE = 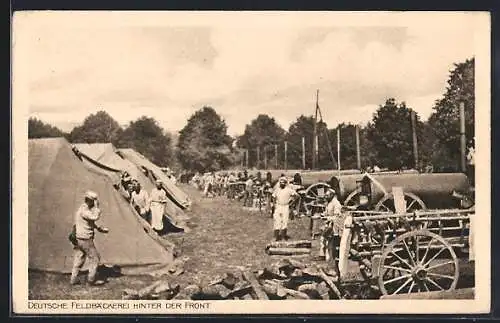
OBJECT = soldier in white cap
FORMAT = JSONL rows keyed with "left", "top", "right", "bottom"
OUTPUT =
{"left": 319, "top": 189, "right": 343, "bottom": 277}
{"left": 150, "top": 180, "right": 168, "bottom": 234}
{"left": 130, "top": 182, "right": 150, "bottom": 223}
{"left": 70, "top": 191, "right": 109, "bottom": 286}
{"left": 271, "top": 177, "right": 298, "bottom": 241}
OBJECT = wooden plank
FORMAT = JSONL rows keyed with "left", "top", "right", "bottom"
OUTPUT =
{"left": 380, "top": 288, "right": 474, "bottom": 300}
{"left": 266, "top": 240, "right": 312, "bottom": 249}
{"left": 318, "top": 268, "right": 342, "bottom": 299}
{"left": 392, "top": 186, "right": 406, "bottom": 214}
{"left": 338, "top": 217, "right": 353, "bottom": 279}
{"left": 262, "top": 280, "right": 310, "bottom": 299}
{"left": 266, "top": 247, "right": 311, "bottom": 256}
{"left": 469, "top": 215, "right": 475, "bottom": 261}
{"left": 242, "top": 271, "right": 269, "bottom": 300}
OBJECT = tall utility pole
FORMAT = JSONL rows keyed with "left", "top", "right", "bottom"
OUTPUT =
{"left": 316, "top": 98, "right": 336, "bottom": 170}
{"left": 241, "top": 150, "right": 244, "bottom": 168}
{"left": 264, "top": 147, "right": 268, "bottom": 169}
{"left": 245, "top": 149, "right": 249, "bottom": 168}
{"left": 284, "top": 141, "right": 288, "bottom": 170}
{"left": 460, "top": 102, "right": 467, "bottom": 173}
{"left": 302, "top": 136, "right": 306, "bottom": 169}
{"left": 355, "top": 125, "right": 361, "bottom": 170}
{"left": 256, "top": 146, "right": 260, "bottom": 169}
{"left": 312, "top": 89, "right": 319, "bottom": 170}
{"left": 337, "top": 126, "right": 341, "bottom": 176}
{"left": 274, "top": 144, "right": 278, "bottom": 169}
{"left": 410, "top": 110, "right": 419, "bottom": 170}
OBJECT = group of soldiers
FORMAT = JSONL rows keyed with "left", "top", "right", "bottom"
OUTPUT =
{"left": 189, "top": 170, "right": 345, "bottom": 275}
{"left": 190, "top": 170, "right": 304, "bottom": 207}
{"left": 190, "top": 171, "right": 303, "bottom": 240}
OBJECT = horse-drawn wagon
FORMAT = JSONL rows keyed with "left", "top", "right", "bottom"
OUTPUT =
{"left": 330, "top": 208, "right": 474, "bottom": 297}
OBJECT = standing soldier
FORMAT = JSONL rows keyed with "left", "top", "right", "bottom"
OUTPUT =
{"left": 150, "top": 180, "right": 168, "bottom": 234}
{"left": 130, "top": 182, "right": 150, "bottom": 223}
{"left": 227, "top": 172, "right": 237, "bottom": 199}
{"left": 243, "top": 175, "right": 254, "bottom": 207}
{"left": 203, "top": 172, "right": 215, "bottom": 197}
{"left": 321, "top": 189, "right": 343, "bottom": 277}
{"left": 70, "top": 191, "right": 109, "bottom": 286}
{"left": 467, "top": 139, "right": 475, "bottom": 186}
{"left": 272, "top": 177, "right": 298, "bottom": 241}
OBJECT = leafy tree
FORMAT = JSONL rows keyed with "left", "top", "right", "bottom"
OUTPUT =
{"left": 177, "top": 106, "right": 234, "bottom": 172}
{"left": 358, "top": 126, "right": 378, "bottom": 169}
{"left": 286, "top": 115, "right": 314, "bottom": 169}
{"left": 427, "top": 58, "right": 475, "bottom": 172}
{"left": 69, "top": 111, "right": 123, "bottom": 145}
{"left": 236, "top": 114, "right": 286, "bottom": 168}
{"left": 28, "top": 117, "right": 66, "bottom": 138}
{"left": 117, "top": 116, "right": 173, "bottom": 167}
{"left": 164, "top": 131, "right": 183, "bottom": 172}
{"left": 285, "top": 115, "right": 337, "bottom": 170}
{"left": 417, "top": 122, "right": 437, "bottom": 170}
{"left": 327, "top": 123, "right": 360, "bottom": 170}
{"left": 366, "top": 98, "right": 424, "bottom": 170}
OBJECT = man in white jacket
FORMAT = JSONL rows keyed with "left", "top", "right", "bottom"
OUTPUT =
{"left": 272, "top": 177, "right": 298, "bottom": 241}
{"left": 150, "top": 180, "right": 168, "bottom": 234}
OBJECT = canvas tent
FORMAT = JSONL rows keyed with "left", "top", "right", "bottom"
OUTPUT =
{"left": 117, "top": 148, "right": 191, "bottom": 209}
{"left": 73, "top": 143, "right": 189, "bottom": 228}
{"left": 28, "top": 138, "right": 174, "bottom": 275}
{"left": 73, "top": 143, "right": 154, "bottom": 193}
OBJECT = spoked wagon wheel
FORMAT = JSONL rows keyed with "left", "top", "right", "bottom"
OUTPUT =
{"left": 259, "top": 193, "right": 273, "bottom": 217}
{"left": 302, "top": 182, "right": 331, "bottom": 215}
{"left": 375, "top": 192, "right": 427, "bottom": 213}
{"left": 343, "top": 188, "right": 363, "bottom": 210}
{"left": 377, "top": 229, "right": 460, "bottom": 296}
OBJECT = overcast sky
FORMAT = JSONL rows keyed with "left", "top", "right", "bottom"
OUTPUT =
{"left": 17, "top": 12, "right": 479, "bottom": 136}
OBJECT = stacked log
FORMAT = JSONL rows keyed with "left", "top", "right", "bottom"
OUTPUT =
{"left": 265, "top": 240, "right": 312, "bottom": 256}
{"left": 169, "top": 260, "right": 346, "bottom": 300}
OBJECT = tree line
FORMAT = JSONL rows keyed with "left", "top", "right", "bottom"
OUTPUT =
{"left": 29, "top": 112, "right": 175, "bottom": 168}
{"left": 28, "top": 57, "right": 474, "bottom": 173}
{"left": 235, "top": 58, "right": 474, "bottom": 172}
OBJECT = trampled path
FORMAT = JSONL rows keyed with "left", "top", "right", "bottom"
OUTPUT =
{"left": 167, "top": 184, "right": 312, "bottom": 286}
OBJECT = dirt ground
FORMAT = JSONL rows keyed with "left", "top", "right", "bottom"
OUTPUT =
{"left": 28, "top": 184, "right": 475, "bottom": 300}
{"left": 29, "top": 184, "right": 313, "bottom": 299}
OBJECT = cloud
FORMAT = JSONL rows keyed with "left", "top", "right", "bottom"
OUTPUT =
{"left": 20, "top": 12, "right": 478, "bottom": 136}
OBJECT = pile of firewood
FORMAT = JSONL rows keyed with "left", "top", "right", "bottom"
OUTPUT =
{"left": 123, "top": 259, "right": 380, "bottom": 300}
{"left": 172, "top": 259, "right": 347, "bottom": 300}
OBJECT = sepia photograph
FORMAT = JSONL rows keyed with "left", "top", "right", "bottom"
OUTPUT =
{"left": 12, "top": 11, "right": 490, "bottom": 314}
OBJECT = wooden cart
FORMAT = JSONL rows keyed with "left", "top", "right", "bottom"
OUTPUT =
{"left": 335, "top": 208, "right": 474, "bottom": 297}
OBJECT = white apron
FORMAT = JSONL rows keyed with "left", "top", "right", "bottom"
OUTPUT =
{"left": 150, "top": 188, "right": 166, "bottom": 231}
